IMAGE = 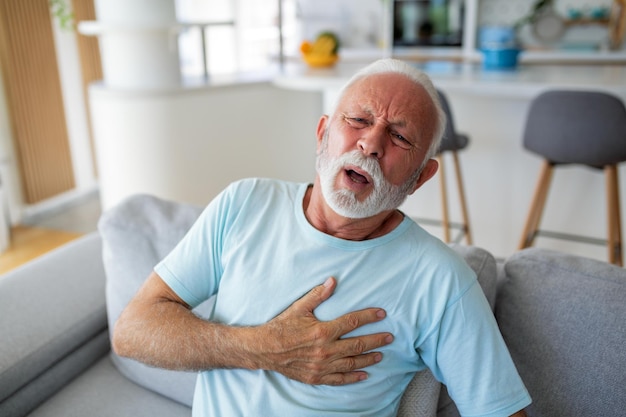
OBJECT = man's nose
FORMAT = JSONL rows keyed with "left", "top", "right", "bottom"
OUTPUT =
{"left": 357, "top": 126, "right": 385, "bottom": 158}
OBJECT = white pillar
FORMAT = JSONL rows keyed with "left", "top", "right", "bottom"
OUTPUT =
{"left": 79, "top": 0, "right": 181, "bottom": 90}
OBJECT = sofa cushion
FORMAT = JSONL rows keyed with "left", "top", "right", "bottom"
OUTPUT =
{"left": 496, "top": 248, "right": 626, "bottom": 417}
{"left": 98, "top": 194, "right": 206, "bottom": 407}
{"left": 0, "top": 233, "right": 107, "bottom": 415}
{"left": 29, "top": 355, "right": 191, "bottom": 417}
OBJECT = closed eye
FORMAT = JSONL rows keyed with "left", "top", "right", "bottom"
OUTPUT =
{"left": 343, "top": 114, "right": 415, "bottom": 150}
{"left": 346, "top": 117, "right": 369, "bottom": 127}
{"left": 390, "top": 132, "right": 414, "bottom": 149}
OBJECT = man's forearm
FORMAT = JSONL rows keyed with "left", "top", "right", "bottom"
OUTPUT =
{"left": 112, "top": 272, "right": 393, "bottom": 385}
{"left": 112, "top": 275, "right": 258, "bottom": 371}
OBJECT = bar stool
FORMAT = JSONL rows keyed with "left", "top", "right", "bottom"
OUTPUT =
{"left": 416, "top": 90, "right": 472, "bottom": 244}
{"left": 518, "top": 90, "right": 626, "bottom": 266}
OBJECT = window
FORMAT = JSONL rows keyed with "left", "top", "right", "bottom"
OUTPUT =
{"left": 176, "top": 0, "right": 298, "bottom": 77}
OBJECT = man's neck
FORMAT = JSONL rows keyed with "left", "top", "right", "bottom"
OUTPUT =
{"left": 302, "top": 184, "right": 404, "bottom": 241}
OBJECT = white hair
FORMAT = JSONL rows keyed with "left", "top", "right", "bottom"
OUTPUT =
{"left": 332, "top": 58, "right": 446, "bottom": 161}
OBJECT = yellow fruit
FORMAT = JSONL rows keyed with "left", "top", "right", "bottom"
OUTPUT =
{"left": 311, "top": 36, "right": 335, "bottom": 55}
{"left": 316, "top": 31, "right": 340, "bottom": 55}
{"left": 300, "top": 31, "right": 340, "bottom": 67}
{"left": 302, "top": 53, "right": 339, "bottom": 68}
{"left": 300, "top": 41, "right": 312, "bottom": 54}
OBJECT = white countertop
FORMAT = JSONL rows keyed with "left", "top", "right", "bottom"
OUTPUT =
{"left": 291, "top": 46, "right": 626, "bottom": 64}
{"left": 274, "top": 60, "right": 626, "bottom": 100}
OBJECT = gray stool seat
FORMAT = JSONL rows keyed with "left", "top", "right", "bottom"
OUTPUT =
{"left": 439, "top": 132, "right": 469, "bottom": 153}
{"left": 523, "top": 91, "right": 626, "bottom": 167}
{"left": 518, "top": 90, "right": 626, "bottom": 265}
{"left": 415, "top": 90, "right": 472, "bottom": 244}
{"left": 438, "top": 89, "right": 470, "bottom": 154}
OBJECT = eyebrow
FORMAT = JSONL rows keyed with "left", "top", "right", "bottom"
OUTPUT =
{"left": 350, "top": 106, "right": 410, "bottom": 129}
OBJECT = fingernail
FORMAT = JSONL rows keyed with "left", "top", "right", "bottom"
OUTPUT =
{"left": 376, "top": 309, "right": 386, "bottom": 319}
{"left": 359, "top": 373, "right": 368, "bottom": 381}
{"left": 323, "top": 277, "right": 333, "bottom": 288}
{"left": 385, "top": 335, "right": 394, "bottom": 344}
{"left": 375, "top": 353, "right": 383, "bottom": 362}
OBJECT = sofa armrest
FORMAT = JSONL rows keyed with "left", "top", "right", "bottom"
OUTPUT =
{"left": 0, "top": 233, "right": 109, "bottom": 416}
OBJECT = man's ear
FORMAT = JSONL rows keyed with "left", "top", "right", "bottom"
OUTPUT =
{"left": 409, "top": 159, "right": 439, "bottom": 195}
{"left": 316, "top": 115, "right": 329, "bottom": 152}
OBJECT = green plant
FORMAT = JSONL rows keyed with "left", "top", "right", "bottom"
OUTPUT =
{"left": 514, "top": 0, "right": 554, "bottom": 31}
{"left": 49, "top": 0, "right": 74, "bottom": 31}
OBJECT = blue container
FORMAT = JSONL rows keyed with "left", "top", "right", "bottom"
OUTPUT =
{"left": 481, "top": 47, "right": 521, "bottom": 70}
{"left": 478, "top": 26, "right": 521, "bottom": 70}
{"left": 479, "top": 26, "right": 516, "bottom": 48}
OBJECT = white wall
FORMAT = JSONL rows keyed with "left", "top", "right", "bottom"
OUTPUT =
{"left": 90, "top": 82, "right": 322, "bottom": 209}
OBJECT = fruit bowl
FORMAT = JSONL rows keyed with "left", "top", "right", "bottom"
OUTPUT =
{"left": 302, "top": 53, "right": 339, "bottom": 68}
{"left": 300, "top": 32, "right": 340, "bottom": 68}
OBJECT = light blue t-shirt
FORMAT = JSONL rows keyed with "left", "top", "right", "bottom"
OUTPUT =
{"left": 155, "top": 178, "right": 531, "bottom": 417}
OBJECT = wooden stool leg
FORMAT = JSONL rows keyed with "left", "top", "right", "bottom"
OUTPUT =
{"left": 438, "top": 154, "right": 451, "bottom": 243}
{"left": 452, "top": 150, "right": 472, "bottom": 245}
{"left": 605, "top": 165, "right": 623, "bottom": 266}
{"left": 518, "top": 160, "right": 554, "bottom": 249}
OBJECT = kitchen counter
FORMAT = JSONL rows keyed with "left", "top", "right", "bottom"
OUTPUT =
{"left": 275, "top": 60, "right": 626, "bottom": 104}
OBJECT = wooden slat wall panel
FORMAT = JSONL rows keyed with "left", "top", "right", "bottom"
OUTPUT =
{"left": 0, "top": 0, "right": 75, "bottom": 204}
{"left": 72, "top": 0, "right": 101, "bottom": 178}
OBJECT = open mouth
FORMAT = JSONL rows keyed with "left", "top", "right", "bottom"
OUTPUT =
{"left": 345, "top": 168, "right": 371, "bottom": 184}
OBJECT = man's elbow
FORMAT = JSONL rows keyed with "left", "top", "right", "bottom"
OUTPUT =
{"left": 110, "top": 312, "right": 138, "bottom": 358}
{"left": 111, "top": 324, "right": 126, "bottom": 357}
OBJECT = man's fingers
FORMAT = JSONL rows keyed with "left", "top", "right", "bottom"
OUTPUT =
{"left": 264, "top": 277, "right": 395, "bottom": 387}
{"left": 335, "top": 332, "right": 394, "bottom": 357}
{"left": 294, "top": 279, "right": 388, "bottom": 336}
{"left": 317, "top": 371, "right": 369, "bottom": 386}
{"left": 297, "top": 351, "right": 383, "bottom": 386}
{"left": 329, "top": 308, "right": 388, "bottom": 339}
{"left": 294, "top": 277, "right": 337, "bottom": 313}
{"left": 314, "top": 351, "right": 385, "bottom": 385}
{"left": 333, "top": 350, "right": 383, "bottom": 372}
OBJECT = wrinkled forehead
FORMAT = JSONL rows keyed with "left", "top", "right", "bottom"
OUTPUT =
{"left": 343, "top": 72, "right": 431, "bottom": 105}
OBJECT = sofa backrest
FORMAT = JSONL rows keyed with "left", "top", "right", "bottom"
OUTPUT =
{"left": 496, "top": 248, "right": 626, "bottom": 417}
{"left": 99, "top": 194, "right": 206, "bottom": 407}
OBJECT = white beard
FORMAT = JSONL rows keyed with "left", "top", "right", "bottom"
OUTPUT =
{"left": 316, "top": 143, "right": 420, "bottom": 219}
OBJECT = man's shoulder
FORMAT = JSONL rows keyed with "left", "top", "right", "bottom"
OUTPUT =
{"left": 227, "top": 178, "right": 304, "bottom": 194}
{"left": 219, "top": 178, "right": 306, "bottom": 215}
{"left": 404, "top": 220, "right": 469, "bottom": 268}
{"left": 401, "top": 224, "right": 479, "bottom": 291}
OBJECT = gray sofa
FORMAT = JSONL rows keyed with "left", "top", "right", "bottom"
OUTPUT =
{"left": 1, "top": 194, "right": 625, "bottom": 417}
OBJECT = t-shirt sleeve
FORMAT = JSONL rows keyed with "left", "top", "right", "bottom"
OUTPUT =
{"left": 419, "top": 280, "right": 532, "bottom": 417}
{"left": 154, "top": 184, "right": 238, "bottom": 308}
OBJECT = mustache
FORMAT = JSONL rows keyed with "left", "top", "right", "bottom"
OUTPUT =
{"left": 332, "top": 151, "right": 385, "bottom": 186}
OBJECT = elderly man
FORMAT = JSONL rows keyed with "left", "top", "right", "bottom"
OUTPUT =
{"left": 113, "top": 59, "right": 531, "bottom": 416}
